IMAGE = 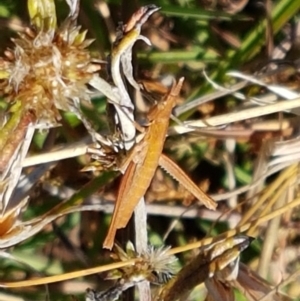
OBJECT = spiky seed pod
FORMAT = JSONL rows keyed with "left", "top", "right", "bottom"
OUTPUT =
{"left": 139, "top": 245, "right": 178, "bottom": 284}
{"left": 107, "top": 242, "right": 177, "bottom": 285}
{"left": 0, "top": 0, "right": 100, "bottom": 125}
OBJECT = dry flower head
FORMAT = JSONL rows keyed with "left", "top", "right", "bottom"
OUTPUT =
{"left": 0, "top": 0, "right": 100, "bottom": 124}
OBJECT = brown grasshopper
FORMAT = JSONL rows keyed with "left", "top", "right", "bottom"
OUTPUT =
{"left": 103, "top": 79, "right": 217, "bottom": 249}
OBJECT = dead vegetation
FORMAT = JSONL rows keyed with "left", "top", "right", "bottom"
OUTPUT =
{"left": 0, "top": 0, "right": 300, "bottom": 300}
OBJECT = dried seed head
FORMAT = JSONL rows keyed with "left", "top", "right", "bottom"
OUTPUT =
{"left": 141, "top": 245, "right": 178, "bottom": 283}
{"left": 0, "top": 0, "right": 100, "bottom": 124}
{"left": 110, "top": 242, "right": 177, "bottom": 285}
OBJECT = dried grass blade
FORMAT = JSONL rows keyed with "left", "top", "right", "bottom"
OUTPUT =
{"left": 172, "top": 97, "right": 300, "bottom": 134}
